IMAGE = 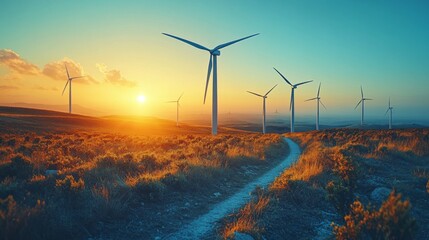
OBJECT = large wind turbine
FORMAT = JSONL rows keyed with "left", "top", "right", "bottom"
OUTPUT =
{"left": 61, "top": 64, "right": 84, "bottom": 114}
{"left": 166, "top": 93, "right": 184, "bottom": 127}
{"left": 247, "top": 84, "right": 277, "bottom": 134}
{"left": 385, "top": 98, "right": 393, "bottom": 129}
{"left": 305, "top": 82, "right": 327, "bottom": 130}
{"left": 273, "top": 68, "right": 312, "bottom": 133}
{"left": 163, "top": 33, "right": 259, "bottom": 135}
{"left": 354, "top": 86, "right": 372, "bottom": 126}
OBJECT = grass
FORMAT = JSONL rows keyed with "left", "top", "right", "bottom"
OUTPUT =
{"left": 0, "top": 130, "right": 287, "bottom": 240}
{"left": 219, "top": 129, "right": 429, "bottom": 239}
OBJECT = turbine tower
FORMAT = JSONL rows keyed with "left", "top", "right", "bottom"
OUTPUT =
{"left": 247, "top": 84, "right": 277, "bottom": 134}
{"left": 273, "top": 68, "right": 312, "bottom": 133}
{"left": 385, "top": 97, "right": 393, "bottom": 129}
{"left": 166, "top": 93, "right": 184, "bottom": 127}
{"left": 305, "top": 82, "right": 327, "bottom": 130}
{"left": 163, "top": 33, "right": 259, "bottom": 135}
{"left": 354, "top": 86, "right": 373, "bottom": 126}
{"left": 61, "top": 64, "right": 84, "bottom": 114}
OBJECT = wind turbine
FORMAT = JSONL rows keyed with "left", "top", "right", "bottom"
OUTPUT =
{"left": 385, "top": 97, "right": 393, "bottom": 129}
{"left": 305, "top": 82, "right": 327, "bottom": 130}
{"left": 61, "top": 64, "right": 84, "bottom": 114}
{"left": 247, "top": 84, "right": 277, "bottom": 134}
{"left": 273, "top": 68, "right": 312, "bottom": 133}
{"left": 166, "top": 93, "right": 184, "bottom": 127}
{"left": 354, "top": 86, "right": 372, "bottom": 126}
{"left": 163, "top": 33, "right": 259, "bottom": 135}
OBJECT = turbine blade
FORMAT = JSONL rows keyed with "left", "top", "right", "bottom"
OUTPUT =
{"left": 354, "top": 99, "right": 362, "bottom": 110}
{"left": 295, "top": 80, "right": 313, "bottom": 87}
{"left": 361, "top": 86, "right": 363, "bottom": 98}
{"left": 388, "top": 97, "right": 391, "bottom": 108}
{"left": 305, "top": 97, "right": 317, "bottom": 102}
{"left": 264, "top": 84, "right": 277, "bottom": 96}
{"left": 178, "top": 92, "right": 184, "bottom": 101}
{"left": 320, "top": 100, "right": 327, "bottom": 110}
{"left": 65, "top": 64, "right": 70, "bottom": 79}
{"left": 273, "top": 67, "right": 293, "bottom": 86}
{"left": 247, "top": 91, "right": 264, "bottom": 98}
{"left": 162, "top": 33, "right": 210, "bottom": 51}
{"left": 317, "top": 82, "right": 321, "bottom": 98}
{"left": 70, "top": 76, "right": 85, "bottom": 80}
{"left": 385, "top": 108, "right": 390, "bottom": 116}
{"left": 203, "top": 55, "right": 212, "bottom": 104}
{"left": 213, "top": 33, "right": 259, "bottom": 51}
{"left": 365, "top": 98, "right": 373, "bottom": 100}
{"left": 61, "top": 80, "right": 69, "bottom": 96}
{"left": 165, "top": 101, "right": 177, "bottom": 103}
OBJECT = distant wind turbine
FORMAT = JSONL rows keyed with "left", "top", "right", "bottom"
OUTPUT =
{"left": 385, "top": 97, "right": 393, "bottom": 129}
{"left": 305, "top": 82, "right": 327, "bottom": 130}
{"left": 163, "top": 33, "right": 259, "bottom": 135}
{"left": 354, "top": 86, "right": 372, "bottom": 126}
{"left": 166, "top": 93, "right": 184, "bottom": 127}
{"left": 247, "top": 84, "right": 277, "bottom": 134}
{"left": 273, "top": 68, "right": 312, "bottom": 133}
{"left": 61, "top": 64, "right": 84, "bottom": 114}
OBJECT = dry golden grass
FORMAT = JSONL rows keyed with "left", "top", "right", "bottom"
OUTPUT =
{"left": 219, "top": 129, "right": 429, "bottom": 239}
{"left": 0, "top": 130, "right": 286, "bottom": 240}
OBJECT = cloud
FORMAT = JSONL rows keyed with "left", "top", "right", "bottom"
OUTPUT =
{"left": 0, "top": 85, "right": 19, "bottom": 90}
{"left": 33, "top": 86, "right": 59, "bottom": 91}
{"left": 43, "top": 58, "right": 97, "bottom": 84}
{"left": 96, "top": 63, "right": 136, "bottom": 87}
{"left": 0, "top": 49, "right": 40, "bottom": 75}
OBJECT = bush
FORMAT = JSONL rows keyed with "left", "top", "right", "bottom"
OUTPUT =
{"left": 55, "top": 175, "right": 85, "bottom": 192}
{"left": 0, "top": 195, "right": 45, "bottom": 240}
{"left": 135, "top": 180, "right": 166, "bottom": 201}
{"left": 332, "top": 191, "right": 416, "bottom": 240}
{"left": 326, "top": 180, "right": 354, "bottom": 214}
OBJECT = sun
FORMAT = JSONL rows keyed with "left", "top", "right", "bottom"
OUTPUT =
{"left": 136, "top": 95, "right": 146, "bottom": 103}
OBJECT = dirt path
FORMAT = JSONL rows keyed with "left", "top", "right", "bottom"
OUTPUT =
{"left": 163, "top": 138, "right": 301, "bottom": 239}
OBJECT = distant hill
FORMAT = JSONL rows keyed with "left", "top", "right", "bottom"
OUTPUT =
{"left": 0, "top": 102, "right": 104, "bottom": 116}
{"left": 0, "top": 106, "right": 248, "bottom": 135}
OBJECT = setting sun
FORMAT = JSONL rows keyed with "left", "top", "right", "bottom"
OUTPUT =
{"left": 137, "top": 95, "right": 146, "bottom": 103}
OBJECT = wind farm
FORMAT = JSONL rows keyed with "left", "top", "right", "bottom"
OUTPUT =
{"left": 1, "top": 1, "right": 429, "bottom": 240}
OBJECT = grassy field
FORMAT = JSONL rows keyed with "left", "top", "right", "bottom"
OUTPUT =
{"left": 0, "top": 107, "right": 289, "bottom": 240}
{"left": 220, "top": 129, "right": 429, "bottom": 239}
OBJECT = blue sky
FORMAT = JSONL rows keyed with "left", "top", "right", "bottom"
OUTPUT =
{"left": 1, "top": 0, "right": 428, "bottom": 123}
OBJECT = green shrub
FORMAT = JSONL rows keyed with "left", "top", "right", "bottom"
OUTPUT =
{"left": 326, "top": 180, "right": 354, "bottom": 214}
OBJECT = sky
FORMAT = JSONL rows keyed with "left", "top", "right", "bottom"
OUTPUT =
{"left": 1, "top": 0, "right": 428, "bottom": 124}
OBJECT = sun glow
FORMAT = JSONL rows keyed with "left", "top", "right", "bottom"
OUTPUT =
{"left": 137, "top": 95, "right": 146, "bottom": 103}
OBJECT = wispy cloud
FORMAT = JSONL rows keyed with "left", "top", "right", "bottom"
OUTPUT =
{"left": 0, "top": 85, "right": 19, "bottom": 90}
{"left": 0, "top": 49, "right": 40, "bottom": 75}
{"left": 96, "top": 63, "right": 136, "bottom": 87}
{"left": 33, "top": 86, "right": 59, "bottom": 91}
{"left": 43, "top": 58, "right": 97, "bottom": 84}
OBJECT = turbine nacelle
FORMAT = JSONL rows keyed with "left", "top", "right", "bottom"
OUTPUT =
{"left": 211, "top": 50, "right": 221, "bottom": 56}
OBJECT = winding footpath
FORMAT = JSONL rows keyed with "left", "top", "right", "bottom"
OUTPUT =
{"left": 164, "top": 138, "right": 301, "bottom": 239}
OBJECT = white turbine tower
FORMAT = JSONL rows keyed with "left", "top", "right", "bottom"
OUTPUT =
{"left": 273, "top": 68, "right": 312, "bottom": 133}
{"left": 385, "top": 97, "right": 393, "bottom": 129}
{"left": 354, "top": 86, "right": 373, "bottom": 126}
{"left": 305, "top": 82, "right": 327, "bottom": 130}
{"left": 247, "top": 84, "right": 277, "bottom": 134}
{"left": 166, "top": 93, "right": 184, "bottom": 127}
{"left": 163, "top": 33, "right": 259, "bottom": 135}
{"left": 61, "top": 64, "right": 84, "bottom": 114}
